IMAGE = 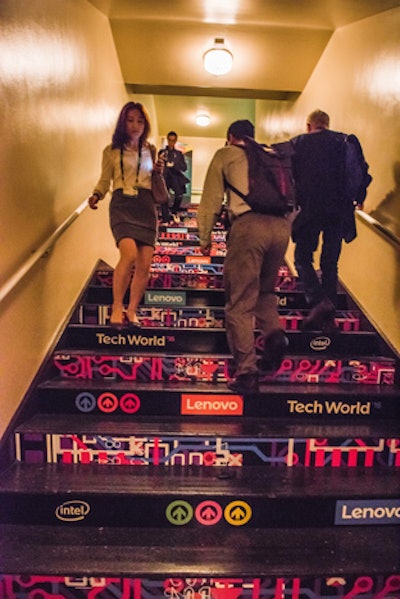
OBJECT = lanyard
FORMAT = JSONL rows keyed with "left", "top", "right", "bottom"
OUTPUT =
{"left": 120, "top": 145, "right": 142, "bottom": 187}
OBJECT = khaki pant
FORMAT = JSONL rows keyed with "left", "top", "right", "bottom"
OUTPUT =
{"left": 224, "top": 211, "right": 290, "bottom": 376}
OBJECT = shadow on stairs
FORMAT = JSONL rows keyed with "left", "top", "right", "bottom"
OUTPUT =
{"left": 0, "top": 208, "right": 399, "bottom": 598}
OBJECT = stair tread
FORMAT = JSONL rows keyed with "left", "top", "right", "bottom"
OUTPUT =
{"left": 15, "top": 413, "right": 400, "bottom": 438}
{"left": 38, "top": 377, "right": 400, "bottom": 396}
{"left": 0, "top": 523, "right": 398, "bottom": 576}
{"left": 1, "top": 462, "right": 399, "bottom": 497}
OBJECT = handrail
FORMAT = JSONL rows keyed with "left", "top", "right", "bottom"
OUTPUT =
{"left": 356, "top": 209, "right": 400, "bottom": 248}
{"left": 0, "top": 199, "right": 88, "bottom": 304}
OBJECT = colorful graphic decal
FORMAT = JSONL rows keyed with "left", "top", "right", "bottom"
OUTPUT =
{"left": 1, "top": 574, "right": 400, "bottom": 598}
{"left": 158, "top": 230, "right": 227, "bottom": 242}
{"left": 15, "top": 430, "right": 400, "bottom": 468}
{"left": 77, "top": 304, "right": 360, "bottom": 331}
{"left": 155, "top": 243, "right": 227, "bottom": 257}
{"left": 53, "top": 353, "right": 395, "bottom": 385}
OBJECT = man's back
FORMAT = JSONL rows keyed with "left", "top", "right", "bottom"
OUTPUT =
{"left": 292, "top": 129, "right": 345, "bottom": 216}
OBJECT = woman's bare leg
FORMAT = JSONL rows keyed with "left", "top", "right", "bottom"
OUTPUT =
{"left": 110, "top": 238, "right": 138, "bottom": 324}
{"left": 126, "top": 244, "right": 154, "bottom": 324}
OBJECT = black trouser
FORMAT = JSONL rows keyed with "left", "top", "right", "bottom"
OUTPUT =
{"left": 294, "top": 216, "right": 343, "bottom": 307}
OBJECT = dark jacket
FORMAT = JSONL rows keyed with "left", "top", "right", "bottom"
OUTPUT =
{"left": 159, "top": 147, "right": 190, "bottom": 195}
{"left": 290, "top": 129, "right": 371, "bottom": 243}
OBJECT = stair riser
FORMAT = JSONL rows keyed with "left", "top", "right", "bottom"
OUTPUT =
{"left": 1, "top": 574, "right": 399, "bottom": 595}
{"left": 75, "top": 305, "right": 361, "bottom": 332}
{"left": 14, "top": 431, "right": 400, "bottom": 468}
{"left": 36, "top": 386, "right": 400, "bottom": 420}
{"left": 85, "top": 285, "right": 350, "bottom": 310}
{"left": 91, "top": 271, "right": 303, "bottom": 293}
{"left": 52, "top": 354, "right": 396, "bottom": 385}
{"left": 1, "top": 492, "right": 399, "bottom": 529}
{"left": 61, "top": 327, "right": 382, "bottom": 358}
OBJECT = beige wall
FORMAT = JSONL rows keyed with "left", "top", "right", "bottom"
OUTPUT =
{"left": 257, "top": 8, "right": 400, "bottom": 353}
{"left": 0, "top": 0, "right": 127, "bottom": 439}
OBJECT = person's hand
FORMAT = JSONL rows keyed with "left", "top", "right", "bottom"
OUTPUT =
{"left": 200, "top": 243, "right": 211, "bottom": 256}
{"left": 88, "top": 194, "right": 100, "bottom": 210}
{"left": 153, "top": 157, "right": 165, "bottom": 173}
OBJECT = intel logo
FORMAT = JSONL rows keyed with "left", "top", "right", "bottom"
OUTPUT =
{"left": 55, "top": 500, "right": 90, "bottom": 522}
{"left": 310, "top": 336, "right": 331, "bottom": 351}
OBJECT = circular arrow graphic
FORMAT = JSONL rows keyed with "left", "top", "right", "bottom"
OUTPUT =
{"left": 120, "top": 393, "right": 140, "bottom": 414}
{"left": 224, "top": 500, "right": 252, "bottom": 526}
{"left": 195, "top": 500, "right": 222, "bottom": 525}
{"left": 97, "top": 392, "right": 118, "bottom": 413}
{"left": 75, "top": 392, "right": 96, "bottom": 413}
{"left": 166, "top": 500, "right": 193, "bottom": 526}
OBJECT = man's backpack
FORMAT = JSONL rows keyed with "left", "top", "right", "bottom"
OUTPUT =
{"left": 224, "top": 136, "right": 296, "bottom": 216}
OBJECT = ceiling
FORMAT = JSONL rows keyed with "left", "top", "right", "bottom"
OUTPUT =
{"left": 88, "top": 0, "right": 399, "bottom": 137}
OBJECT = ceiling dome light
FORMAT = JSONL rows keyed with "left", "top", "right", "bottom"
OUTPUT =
{"left": 203, "top": 38, "right": 233, "bottom": 76}
{"left": 195, "top": 113, "right": 211, "bottom": 127}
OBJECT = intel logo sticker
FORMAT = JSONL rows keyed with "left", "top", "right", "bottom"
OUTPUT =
{"left": 310, "top": 336, "right": 331, "bottom": 351}
{"left": 55, "top": 500, "right": 90, "bottom": 522}
{"left": 335, "top": 499, "right": 400, "bottom": 525}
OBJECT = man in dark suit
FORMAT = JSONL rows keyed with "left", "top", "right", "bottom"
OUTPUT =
{"left": 291, "top": 109, "right": 371, "bottom": 333}
{"left": 159, "top": 131, "right": 190, "bottom": 223}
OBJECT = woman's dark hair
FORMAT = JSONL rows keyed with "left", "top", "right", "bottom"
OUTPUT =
{"left": 111, "top": 102, "right": 151, "bottom": 149}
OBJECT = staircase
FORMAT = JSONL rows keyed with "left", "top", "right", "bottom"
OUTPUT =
{"left": 0, "top": 208, "right": 399, "bottom": 598}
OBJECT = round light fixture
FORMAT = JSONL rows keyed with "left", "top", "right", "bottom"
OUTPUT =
{"left": 203, "top": 38, "right": 233, "bottom": 76}
{"left": 195, "top": 113, "right": 211, "bottom": 127}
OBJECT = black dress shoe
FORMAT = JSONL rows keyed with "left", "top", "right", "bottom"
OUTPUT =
{"left": 301, "top": 298, "right": 336, "bottom": 331}
{"left": 259, "top": 328, "right": 288, "bottom": 371}
{"left": 227, "top": 372, "right": 259, "bottom": 394}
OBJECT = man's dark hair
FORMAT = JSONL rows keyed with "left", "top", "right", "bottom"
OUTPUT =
{"left": 227, "top": 120, "right": 254, "bottom": 140}
{"left": 167, "top": 131, "right": 178, "bottom": 138}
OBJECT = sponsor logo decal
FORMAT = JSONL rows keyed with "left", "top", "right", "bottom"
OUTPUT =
{"left": 145, "top": 291, "right": 186, "bottom": 305}
{"left": 287, "top": 399, "right": 371, "bottom": 416}
{"left": 96, "top": 332, "right": 168, "bottom": 347}
{"left": 335, "top": 499, "right": 400, "bottom": 525}
{"left": 186, "top": 255, "right": 211, "bottom": 264}
{"left": 55, "top": 500, "right": 90, "bottom": 522}
{"left": 181, "top": 394, "right": 243, "bottom": 416}
{"left": 310, "top": 336, "right": 331, "bottom": 351}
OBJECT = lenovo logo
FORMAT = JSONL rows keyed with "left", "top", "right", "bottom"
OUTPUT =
{"left": 181, "top": 394, "right": 243, "bottom": 416}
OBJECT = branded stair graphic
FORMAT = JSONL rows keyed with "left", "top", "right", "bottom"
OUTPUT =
{"left": 0, "top": 211, "right": 399, "bottom": 596}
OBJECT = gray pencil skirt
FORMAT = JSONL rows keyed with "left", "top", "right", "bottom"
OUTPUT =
{"left": 109, "top": 188, "right": 158, "bottom": 247}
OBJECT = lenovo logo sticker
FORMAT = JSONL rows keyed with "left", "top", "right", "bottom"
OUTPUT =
{"left": 181, "top": 394, "right": 243, "bottom": 416}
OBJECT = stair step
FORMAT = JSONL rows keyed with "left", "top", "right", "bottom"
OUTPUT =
{"left": 84, "top": 284, "right": 350, "bottom": 310}
{"left": 14, "top": 414, "right": 400, "bottom": 468}
{"left": 51, "top": 350, "right": 396, "bottom": 385}
{"left": 37, "top": 379, "right": 400, "bottom": 420}
{"left": 74, "top": 304, "right": 361, "bottom": 331}
{"left": 0, "top": 463, "right": 399, "bottom": 528}
{"left": 154, "top": 248, "right": 225, "bottom": 262}
{"left": 0, "top": 524, "right": 399, "bottom": 580}
{"left": 60, "top": 325, "right": 386, "bottom": 358}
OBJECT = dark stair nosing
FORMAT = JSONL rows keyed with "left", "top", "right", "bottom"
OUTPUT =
{"left": 0, "top": 524, "right": 399, "bottom": 577}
